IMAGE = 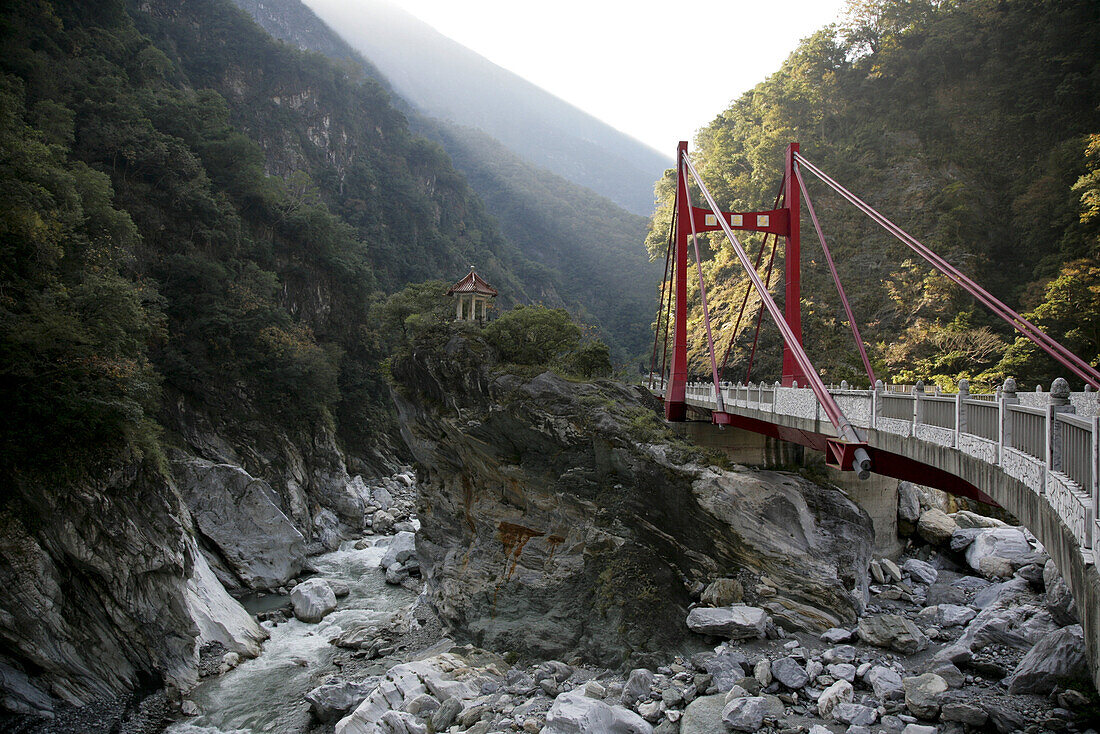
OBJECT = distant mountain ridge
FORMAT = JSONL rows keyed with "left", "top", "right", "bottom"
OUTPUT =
{"left": 233, "top": 0, "right": 660, "bottom": 358}
{"left": 300, "top": 0, "right": 671, "bottom": 216}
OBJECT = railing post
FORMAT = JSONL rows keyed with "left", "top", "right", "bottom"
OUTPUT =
{"left": 1092, "top": 414, "right": 1099, "bottom": 558}
{"left": 956, "top": 379, "right": 969, "bottom": 446}
{"left": 1048, "top": 377, "right": 1073, "bottom": 473}
{"left": 914, "top": 380, "right": 925, "bottom": 430}
{"left": 999, "top": 378, "right": 1018, "bottom": 464}
{"left": 872, "top": 379, "right": 883, "bottom": 430}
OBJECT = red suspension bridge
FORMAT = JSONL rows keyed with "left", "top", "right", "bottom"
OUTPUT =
{"left": 647, "top": 142, "right": 1100, "bottom": 688}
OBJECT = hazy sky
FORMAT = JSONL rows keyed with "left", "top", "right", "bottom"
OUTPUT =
{"left": 318, "top": 0, "right": 852, "bottom": 153}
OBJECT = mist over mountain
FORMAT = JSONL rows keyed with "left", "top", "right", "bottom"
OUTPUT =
{"left": 300, "top": 0, "right": 671, "bottom": 216}
{"left": 234, "top": 0, "right": 660, "bottom": 359}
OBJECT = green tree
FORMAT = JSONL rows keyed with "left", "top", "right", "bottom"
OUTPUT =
{"left": 483, "top": 305, "right": 582, "bottom": 366}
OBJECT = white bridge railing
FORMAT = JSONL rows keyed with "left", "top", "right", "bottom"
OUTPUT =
{"left": 653, "top": 377, "right": 1099, "bottom": 563}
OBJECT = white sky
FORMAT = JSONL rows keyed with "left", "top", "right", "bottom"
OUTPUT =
{"left": 368, "top": 0, "right": 852, "bottom": 153}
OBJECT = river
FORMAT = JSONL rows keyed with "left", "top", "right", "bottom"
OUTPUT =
{"left": 166, "top": 537, "right": 416, "bottom": 733}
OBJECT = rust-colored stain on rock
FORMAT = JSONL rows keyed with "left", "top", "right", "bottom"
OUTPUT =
{"left": 492, "top": 521, "right": 545, "bottom": 618}
{"left": 545, "top": 534, "right": 565, "bottom": 564}
{"left": 460, "top": 474, "right": 476, "bottom": 533}
{"left": 497, "top": 521, "right": 545, "bottom": 580}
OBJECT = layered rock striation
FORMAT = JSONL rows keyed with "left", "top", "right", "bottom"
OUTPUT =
{"left": 390, "top": 336, "right": 873, "bottom": 668}
{"left": 0, "top": 457, "right": 266, "bottom": 717}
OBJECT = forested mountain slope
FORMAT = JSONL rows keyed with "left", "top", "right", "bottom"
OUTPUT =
{"left": 651, "top": 0, "right": 1100, "bottom": 389}
{"left": 416, "top": 120, "right": 656, "bottom": 359}
{"left": 0, "top": 0, "right": 562, "bottom": 711}
{"left": 297, "top": 0, "right": 671, "bottom": 216}
{"left": 233, "top": 0, "right": 659, "bottom": 359}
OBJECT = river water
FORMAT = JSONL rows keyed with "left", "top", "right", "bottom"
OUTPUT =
{"left": 166, "top": 538, "right": 416, "bottom": 734}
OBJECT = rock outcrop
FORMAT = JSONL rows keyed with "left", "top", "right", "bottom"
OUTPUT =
{"left": 0, "top": 457, "right": 264, "bottom": 715}
{"left": 174, "top": 458, "right": 305, "bottom": 590}
{"left": 391, "top": 336, "right": 873, "bottom": 668}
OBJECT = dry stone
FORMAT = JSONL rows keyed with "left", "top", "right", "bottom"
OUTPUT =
{"left": 543, "top": 690, "right": 652, "bottom": 734}
{"left": 770, "top": 657, "right": 808, "bottom": 689}
{"left": 1005, "top": 624, "right": 1088, "bottom": 694}
{"left": 817, "top": 679, "right": 853, "bottom": 718}
{"left": 686, "top": 606, "right": 767, "bottom": 639}
{"left": 965, "top": 528, "right": 1030, "bottom": 571}
{"left": 857, "top": 614, "right": 929, "bottom": 654}
{"left": 722, "top": 696, "right": 768, "bottom": 732}
{"left": 917, "top": 509, "right": 956, "bottom": 545}
{"left": 701, "top": 578, "right": 743, "bottom": 607}
{"left": 903, "top": 673, "right": 947, "bottom": 719}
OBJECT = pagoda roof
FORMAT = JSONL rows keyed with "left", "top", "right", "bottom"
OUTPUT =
{"left": 447, "top": 268, "right": 498, "bottom": 296}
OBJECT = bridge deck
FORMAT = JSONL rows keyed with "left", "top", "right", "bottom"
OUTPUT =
{"left": 655, "top": 380, "right": 1100, "bottom": 690}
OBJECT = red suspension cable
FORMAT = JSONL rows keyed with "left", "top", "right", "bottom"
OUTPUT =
{"left": 793, "top": 162, "right": 876, "bottom": 386}
{"left": 719, "top": 177, "right": 786, "bottom": 381}
{"left": 795, "top": 153, "right": 1100, "bottom": 390}
{"left": 682, "top": 151, "right": 864, "bottom": 444}
{"left": 744, "top": 234, "right": 780, "bottom": 384}
{"left": 682, "top": 163, "right": 726, "bottom": 412}
{"left": 648, "top": 205, "right": 676, "bottom": 389}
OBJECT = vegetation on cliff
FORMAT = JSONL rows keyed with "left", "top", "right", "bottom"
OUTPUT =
{"left": 376, "top": 281, "right": 613, "bottom": 383}
{"left": 650, "top": 0, "right": 1100, "bottom": 390}
{"left": 231, "top": 0, "right": 660, "bottom": 361}
{"left": 0, "top": 0, "right": 613, "bottom": 492}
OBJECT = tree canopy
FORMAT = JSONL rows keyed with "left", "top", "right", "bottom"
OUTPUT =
{"left": 647, "top": 0, "right": 1100, "bottom": 390}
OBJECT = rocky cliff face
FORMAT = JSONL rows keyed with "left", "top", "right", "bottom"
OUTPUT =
{"left": 0, "top": 456, "right": 265, "bottom": 717}
{"left": 391, "top": 336, "right": 874, "bottom": 669}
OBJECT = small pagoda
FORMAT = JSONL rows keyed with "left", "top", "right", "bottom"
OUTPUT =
{"left": 447, "top": 266, "right": 498, "bottom": 322}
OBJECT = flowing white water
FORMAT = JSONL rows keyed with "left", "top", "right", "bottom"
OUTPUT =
{"left": 167, "top": 539, "right": 415, "bottom": 734}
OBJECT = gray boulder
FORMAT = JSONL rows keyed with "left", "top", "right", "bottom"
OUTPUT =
{"left": 949, "top": 527, "right": 982, "bottom": 552}
{"left": 1005, "top": 624, "right": 1088, "bottom": 694}
{"left": 621, "top": 668, "right": 655, "bottom": 706}
{"left": 722, "top": 696, "right": 768, "bottom": 732}
{"left": 431, "top": 697, "right": 462, "bottom": 731}
{"left": 867, "top": 665, "right": 904, "bottom": 700}
{"left": 957, "top": 599, "right": 1058, "bottom": 651}
{"left": 937, "top": 604, "right": 976, "bottom": 627}
{"left": 917, "top": 509, "right": 956, "bottom": 545}
{"left": 857, "top": 614, "right": 929, "bottom": 654}
{"left": 372, "top": 485, "right": 394, "bottom": 511}
{"left": 902, "top": 558, "right": 938, "bottom": 585}
{"left": 174, "top": 458, "right": 305, "bottom": 589}
{"left": 543, "top": 690, "right": 652, "bottom": 734}
{"left": 291, "top": 578, "right": 338, "bottom": 623}
{"left": 770, "top": 657, "right": 808, "bottom": 689}
{"left": 880, "top": 558, "right": 903, "bottom": 583}
{"left": 941, "top": 700, "right": 988, "bottom": 726}
{"left": 700, "top": 578, "right": 743, "bottom": 607}
{"left": 702, "top": 648, "right": 749, "bottom": 691}
{"left": 679, "top": 695, "right": 725, "bottom": 734}
{"left": 897, "top": 482, "right": 921, "bottom": 525}
{"left": 903, "top": 673, "right": 947, "bottom": 719}
{"left": 1043, "top": 560, "right": 1078, "bottom": 625}
{"left": 834, "top": 702, "right": 877, "bottom": 726}
{"left": 965, "top": 528, "right": 1030, "bottom": 572}
{"left": 686, "top": 606, "right": 768, "bottom": 639}
{"left": 370, "top": 510, "right": 395, "bottom": 535}
{"left": 306, "top": 679, "right": 378, "bottom": 722}
{"left": 817, "top": 679, "right": 853, "bottom": 718}
{"left": 820, "top": 627, "right": 853, "bottom": 644}
{"left": 953, "top": 510, "right": 1006, "bottom": 529}
{"left": 379, "top": 531, "right": 417, "bottom": 569}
